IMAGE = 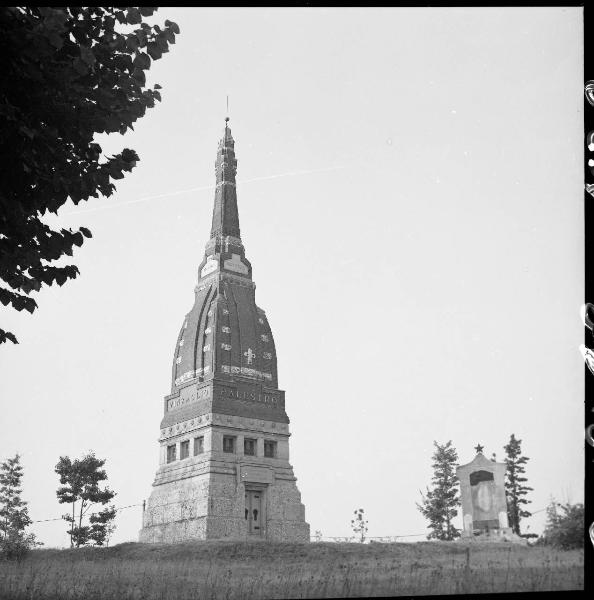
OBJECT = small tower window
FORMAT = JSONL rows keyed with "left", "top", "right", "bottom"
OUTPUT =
{"left": 167, "top": 444, "right": 176, "bottom": 463}
{"left": 264, "top": 440, "right": 277, "bottom": 458}
{"left": 180, "top": 440, "right": 190, "bottom": 460}
{"left": 194, "top": 436, "right": 204, "bottom": 455}
{"left": 223, "top": 435, "right": 236, "bottom": 454}
{"left": 244, "top": 438, "right": 256, "bottom": 456}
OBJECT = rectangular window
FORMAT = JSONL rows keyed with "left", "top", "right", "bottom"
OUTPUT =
{"left": 244, "top": 438, "right": 256, "bottom": 456}
{"left": 194, "top": 436, "right": 204, "bottom": 456}
{"left": 167, "top": 444, "right": 176, "bottom": 463}
{"left": 223, "top": 435, "right": 236, "bottom": 454}
{"left": 264, "top": 440, "right": 277, "bottom": 458}
{"left": 180, "top": 440, "right": 189, "bottom": 460}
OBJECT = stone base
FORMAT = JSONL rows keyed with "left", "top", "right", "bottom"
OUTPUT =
{"left": 139, "top": 468, "right": 309, "bottom": 544}
{"left": 459, "top": 528, "right": 528, "bottom": 544}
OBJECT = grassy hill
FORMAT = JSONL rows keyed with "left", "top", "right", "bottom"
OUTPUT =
{"left": 0, "top": 539, "right": 583, "bottom": 599}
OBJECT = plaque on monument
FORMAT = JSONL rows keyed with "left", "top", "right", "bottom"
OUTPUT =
{"left": 241, "top": 465, "right": 273, "bottom": 484}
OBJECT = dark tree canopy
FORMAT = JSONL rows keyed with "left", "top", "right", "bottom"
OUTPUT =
{"left": 503, "top": 433, "right": 533, "bottom": 535}
{"left": 55, "top": 452, "right": 116, "bottom": 547}
{"left": 0, "top": 6, "right": 179, "bottom": 344}
{"left": 417, "top": 440, "right": 461, "bottom": 541}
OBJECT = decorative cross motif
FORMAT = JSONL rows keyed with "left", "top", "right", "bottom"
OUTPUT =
{"left": 243, "top": 348, "right": 256, "bottom": 364}
{"left": 474, "top": 443, "right": 484, "bottom": 454}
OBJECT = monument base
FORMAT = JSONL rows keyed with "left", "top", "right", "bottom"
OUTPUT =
{"left": 459, "top": 528, "right": 528, "bottom": 544}
{"left": 139, "top": 467, "right": 309, "bottom": 544}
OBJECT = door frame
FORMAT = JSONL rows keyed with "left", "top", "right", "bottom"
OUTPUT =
{"left": 244, "top": 484, "right": 267, "bottom": 538}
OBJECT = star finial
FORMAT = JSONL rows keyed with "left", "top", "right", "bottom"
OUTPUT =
{"left": 474, "top": 443, "right": 484, "bottom": 454}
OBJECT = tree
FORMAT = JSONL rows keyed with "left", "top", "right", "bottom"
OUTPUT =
{"left": 417, "top": 440, "right": 460, "bottom": 541}
{"left": 350, "top": 508, "right": 368, "bottom": 543}
{"left": 55, "top": 452, "right": 116, "bottom": 547}
{"left": 503, "top": 434, "right": 533, "bottom": 535}
{"left": 0, "top": 7, "right": 179, "bottom": 344}
{"left": 0, "top": 454, "right": 39, "bottom": 559}
{"left": 540, "top": 499, "right": 584, "bottom": 549}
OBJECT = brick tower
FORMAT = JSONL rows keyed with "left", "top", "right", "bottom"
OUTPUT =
{"left": 139, "top": 119, "right": 310, "bottom": 543}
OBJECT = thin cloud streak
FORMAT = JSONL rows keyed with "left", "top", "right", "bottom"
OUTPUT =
{"left": 63, "top": 164, "right": 345, "bottom": 216}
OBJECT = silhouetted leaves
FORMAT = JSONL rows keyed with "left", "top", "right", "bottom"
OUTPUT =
{"left": 133, "top": 51, "right": 151, "bottom": 69}
{"left": 0, "top": 7, "right": 180, "bottom": 343}
{"left": 147, "top": 41, "right": 162, "bottom": 60}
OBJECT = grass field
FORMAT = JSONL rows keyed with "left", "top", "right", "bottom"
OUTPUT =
{"left": 0, "top": 540, "right": 583, "bottom": 599}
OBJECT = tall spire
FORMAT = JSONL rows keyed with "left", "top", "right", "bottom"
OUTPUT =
{"left": 210, "top": 118, "right": 240, "bottom": 239}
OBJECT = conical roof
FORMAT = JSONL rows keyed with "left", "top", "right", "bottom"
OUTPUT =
{"left": 168, "top": 121, "right": 281, "bottom": 409}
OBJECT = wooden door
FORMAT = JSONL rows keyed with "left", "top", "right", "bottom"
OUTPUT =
{"left": 245, "top": 490, "right": 263, "bottom": 536}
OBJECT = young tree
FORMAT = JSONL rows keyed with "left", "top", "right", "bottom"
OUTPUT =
{"left": 55, "top": 452, "right": 116, "bottom": 547}
{"left": 0, "top": 7, "right": 179, "bottom": 344}
{"left": 350, "top": 508, "right": 368, "bottom": 543}
{"left": 0, "top": 454, "right": 39, "bottom": 559}
{"left": 503, "top": 434, "right": 533, "bottom": 535}
{"left": 540, "top": 499, "right": 584, "bottom": 549}
{"left": 417, "top": 440, "right": 460, "bottom": 541}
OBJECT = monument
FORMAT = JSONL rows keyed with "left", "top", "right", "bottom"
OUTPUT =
{"left": 456, "top": 444, "right": 524, "bottom": 542}
{"left": 139, "top": 119, "right": 309, "bottom": 543}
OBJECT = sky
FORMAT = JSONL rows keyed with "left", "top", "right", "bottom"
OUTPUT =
{"left": 0, "top": 7, "right": 584, "bottom": 546}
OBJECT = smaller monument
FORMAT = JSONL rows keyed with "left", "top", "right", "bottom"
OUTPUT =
{"left": 456, "top": 444, "right": 523, "bottom": 542}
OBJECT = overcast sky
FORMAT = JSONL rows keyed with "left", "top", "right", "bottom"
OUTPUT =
{"left": 0, "top": 7, "right": 584, "bottom": 546}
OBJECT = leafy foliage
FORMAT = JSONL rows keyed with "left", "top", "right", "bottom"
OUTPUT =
{"left": 539, "top": 500, "right": 584, "bottom": 549}
{"left": 417, "top": 440, "right": 460, "bottom": 541}
{"left": 0, "top": 7, "right": 179, "bottom": 344}
{"left": 350, "top": 508, "right": 368, "bottom": 543}
{"left": 55, "top": 452, "right": 116, "bottom": 547}
{"left": 0, "top": 454, "right": 40, "bottom": 560}
{"left": 503, "top": 434, "right": 533, "bottom": 535}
